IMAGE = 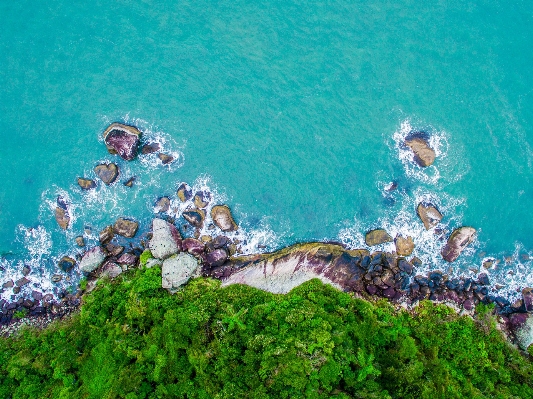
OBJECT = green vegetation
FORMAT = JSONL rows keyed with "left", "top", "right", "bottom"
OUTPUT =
{"left": 1, "top": 266, "right": 532, "bottom": 399}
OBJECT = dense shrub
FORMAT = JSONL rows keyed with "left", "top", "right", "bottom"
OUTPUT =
{"left": 1, "top": 266, "right": 532, "bottom": 398}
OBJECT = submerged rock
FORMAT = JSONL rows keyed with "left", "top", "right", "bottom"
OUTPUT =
{"left": 211, "top": 205, "right": 238, "bottom": 232}
{"left": 441, "top": 227, "right": 476, "bottom": 262}
{"left": 365, "top": 229, "right": 393, "bottom": 246}
{"left": 79, "top": 247, "right": 105, "bottom": 273}
{"left": 141, "top": 142, "right": 160, "bottom": 154}
{"left": 94, "top": 163, "right": 119, "bottom": 185}
{"left": 114, "top": 218, "right": 139, "bottom": 238}
{"left": 395, "top": 236, "right": 414, "bottom": 256}
{"left": 77, "top": 178, "right": 96, "bottom": 190}
{"left": 58, "top": 256, "right": 76, "bottom": 272}
{"left": 55, "top": 207, "right": 70, "bottom": 230}
{"left": 161, "top": 253, "right": 199, "bottom": 292}
{"left": 103, "top": 123, "right": 141, "bottom": 161}
{"left": 416, "top": 203, "right": 443, "bottom": 230}
{"left": 177, "top": 183, "right": 193, "bottom": 202}
{"left": 149, "top": 218, "right": 182, "bottom": 259}
{"left": 405, "top": 136, "right": 436, "bottom": 167}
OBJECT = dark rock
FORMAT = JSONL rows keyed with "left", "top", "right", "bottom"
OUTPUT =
{"left": 155, "top": 196, "right": 171, "bottom": 213}
{"left": 365, "top": 229, "right": 393, "bottom": 246}
{"left": 15, "top": 277, "right": 30, "bottom": 287}
{"left": 51, "top": 274, "right": 62, "bottom": 283}
{"left": 116, "top": 253, "right": 138, "bottom": 267}
{"left": 13, "top": 287, "right": 21, "bottom": 294}
{"left": 177, "top": 183, "right": 193, "bottom": 202}
{"left": 463, "top": 299, "right": 474, "bottom": 311}
{"left": 206, "top": 248, "right": 228, "bottom": 267}
{"left": 429, "top": 271, "right": 443, "bottom": 283}
{"left": 441, "top": 227, "right": 476, "bottom": 262}
{"left": 103, "top": 123, "right": 141, "bottom": 161}
{"left": 158, "top": 153, "right": 174, "bottom": 164}
{"left": 478, "top": 273, "right": 490, "bottom": 286}
{"left": 99, "top": 225, "right": 115, "bottom": 244}
{"left": 57, "top": 195, "right": 68, "bottom": 210}
{"left": 182, "top": 238, "right": 205, "bottom": 256}
{"left": 31, "top": 291, "right": 43, "bottom": 301}
{"left": 75, "top": 236, "right": 85, "bottom": 247}
{"left": 58, "top": 256, "right": 76, "bottom": 272}
{"left": 194, "top": 191, "right": 211, "bottom": 209}
{"left": 383, "top": 287, "right": 396, "bottom": 299}
{"left": 22, "top": 299, "right": 34, "bottom": 308}
{"left": 213, "top": 236, "right": 230, "bottom": 249}
{"left": 55, "top": 207, "right": 70, "bottom": 230}
{"left": 395, "top": 236, "right": 415, "bottom": 256}
{"left": 2, "top": 280, "right": 13, "bottom": 289}
{"left": 522, "top": 288, "right": 533, "bottom": 312}
{"left": 410, "top": 283, "right": 420, "bottom": 295}
{"left": 211, "top": 205, "right": 238, "bottom": 232}
{"left": 22, "top": 265, "right": 31, "bottom": 276}
{"left": 123, "top": 177, "right": 136, "bottom": 187}
{"left": 445, "top": 290, "right": 459, "bottom": 303}
{"left": 462, "top": 278, "right": 472, "bottom": 292}
{"left": 405, "top": 136, "right": 436, "bottom": 167}
{"left": 183, "top": 209, "right": 205, "bottom": 228}
{"left": 361, "top": 256, "right": 371, "bottom": 269}
{"left": 416, "top": 203, "right": 443, "bottom": 230}
{"left": 30, "top": 307, "right": 46, "bottom": 316}
{"left": 398, "top": 259, "right": 413, "bottom": 274}
{"left": 114, "top": 218, "right": 139, "bottom": 238}
{"left": 105, "top": 243, "right": 124, "bottom": 257}
{"left": 141, "top": 142, "right": 160, "bottom": 154}
{"left": 415, "top": 276, "right": 429, "bottom": 286}
{"left": 366, "top": 284, "right": 378, "bottom": 295}
{"left": 77, "top": 178, "right": 96, "bottom": 190}
{"left": 94, "top": 163, "right": 119, "bottom": 185}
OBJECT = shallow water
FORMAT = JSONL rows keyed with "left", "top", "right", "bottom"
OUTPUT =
{"left": 1, "top": 1, "right": 532, "bottom": 300}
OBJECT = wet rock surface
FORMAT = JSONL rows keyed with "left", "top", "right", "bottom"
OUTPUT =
{"left": 158, "top": 153, "right": 174, "bottom": 164}
{"left": 405, "top": 136, "right": 436, "bottom": 167}
{"left": 55, "top": 207, "right": 70, "bottom": 230}
{"left": 103, "top": 123, "right": 141, "bottom": 161}
{"left": 441, "top": 227, "right": 476, "bottom": 262}
{"left": 416, "top": 202, "right": 443, "bottom": 230}
{"left": 114, "top": 218, "right": 139, "bottom": 238}
{"left": 211, "top": 205, "right": 238, "bottom": 232}
{"left": 94, "top": 163, "right": 119, "bottom": 185}
{"left": 177, "top": 183, "right": 193, "bottom": 202}
{"left": 365, "top": 229, "right": 392, "bottom": 246}
{"left": 77, "top": 178, "right": 96, "bottom": 190}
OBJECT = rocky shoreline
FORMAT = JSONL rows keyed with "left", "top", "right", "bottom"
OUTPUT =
{"left": 1, "top": 123, "right": 532, "bottom": 352}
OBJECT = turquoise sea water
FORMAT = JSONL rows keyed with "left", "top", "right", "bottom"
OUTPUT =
{"left": 1, "top": 1, "right": 532, "bottom": 299}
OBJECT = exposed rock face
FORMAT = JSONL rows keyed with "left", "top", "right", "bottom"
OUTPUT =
{"left": 105, "top": 243, "right": 124, "bottom": 257}
{"left": 183, "top": 209, "right": 205, "bottom": 228}
{"left": 206, "top": 248, "right": 228, "bottom": 267}
{"left": 162, "top": 253, "right": 199, "bottom": 292}
{"left": 416, "top": 203, "right": 443, "bottom": 230}
{"left": 405, "top": 137, "right": 436, "bottom": 167}
{"left": 117, "top": 253, "right": 138, "bottom": 267}
{"left": 395, "top": 236, "right": 414, "bottom": 256}
{"left": 154, "top": 197, "right": 170, "bottom": 213}
{"left": 79, "top": 247, "right": 105, "bottom": 273}
{"left": 158, "top": 153, "right": 174, "bottom": 165}
{"left": 149, "top": 218, "right": 182, "bottom": 259}
{"left": 55, "top": 207, "right": 70, "bottom": 230}
{"left": 441, "top": 227, "right": 476, "bottom": 262}
{"left": 77, "top": 178, "right": 96, "bottom": 190}
{"left": 177, "top": 183, "right": 193, "bottom": 202}
{"left": 194, "top": 192, "right": 211, "bottom": 209}
{"left": 99, "top": 226, "right": 115, "bottom": 244}
{"left": 94, "top": 163, "right": 119, "bottom": 185}
{"left": 123, "top": 177, "right": 136, "bottom": 187}
{"left": 365, "top": 229, "right": 393, "bottom": 246}
{"left": 114, "top": 218, "right": 139, "bottom": 238}
{"left": 141, "top": 142, "right": 160, "bottom": 154}
{"left": 211, "top": 205, "right": 238, "bottom": 232}
{"left": 58, "top": 256, "right": 76, "bottom": 272}
{"left": 523, "top": 288, "right": 533, "bottom": 312}
{"left": 103, "top": 123, "right": 141, "bottom": 161}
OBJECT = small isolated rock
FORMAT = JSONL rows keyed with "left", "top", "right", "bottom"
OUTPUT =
{"left": 183, "top": 209, "right": 205, "bottom": 228}
{"left": 155, "top": 197, "right": 171, "bottom": 213}
{"left": 58, "top": 256, "right": 76, "bottom": 272}
{"left": 478, "top": 273, "right": 490, "bottom": 286}
{"left": 75, "top": 236, "right": 85, "bottom": 247}
{"left": 149, "top": 218, "right": 182, "bottom": 259}
{"left": 182, "top": 238, "right": 205, "bottom": 256}
{"left": 94, "top": 163, "right": 119, "bottom": 185}
{"left": 162, "top": 253, "right": 199, "bottom": 291}
{"left": 405, "top": 136, "right": 436, "bottom": 167}
{"left": 79, "top": 247, "right": 105, "bottom": 273}
{"left": 52, "top": 274, "right": 62, "bottom": 283}
{"left": 441, "top": 227, "right": 476, "bottom": 262}
{"left": 99, "top": 225, "right": 115, "bottom": 244}
{"left": 123, "top": 177, "right": 136, "bottom": 187}
{"left": 22, "top": 265, "right": 31, "bottom": 276}
{"left": 365, "top": 229, "right": 392, "bottom": 246}
{"left": 395, "top": 236, "right": 414, "bottom": 256}
{"left": 211, "top": 205, "right": 238, "bottom": 232}
{"left": 103, "top": 123, "right": 141, "bottom": 161}
{"left": 194, "top": 191, "right": 211, "bottom": 209}
{"left": 78, "top": 178, "right": 96, "bottom": 190}
{"left": 141, "top": 142, "right": 160, "bottom": 154}
{"left": 2, "top": 280, "right": 14, "bottom": 289}
{"left": 416, "top": 203, "right": 443, "bottom": 230}
{"left": 55, "top": 207, "right": 70, "bottom": 230}
{"left": 114, "top": 218, "right": 139, "bottom": 238}
{"left": 206, "top": 248, "right": 228, "bottom": 267}
{"left": 15, "top": 277, "right": 30, "bottom": 287}
{"left": 158, "top": 153, "right": 174, "bottom": 165}
{"left": 177, "top": 183, "right": 193, "bottom": 202}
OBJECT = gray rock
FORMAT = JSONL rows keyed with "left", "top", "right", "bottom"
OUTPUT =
{"left": 162, "top": 253, "right": 199, "bottom": 291}
{"left": 416, "top": 203, "right": 443, "bottom": 230}
{"left": 114, "top": 218, "right": 139, "bottom": 238}
{"left": 210, "top": 205, "right": 238, "bottom": 232}
{"left": 79, "top": 247, "right": 105, "bottom": 273}
{"left": 509, "top": 313, "right": 533, "bottom": 350}
{"left": 103, "top": 123, "right": 141, "bottom": 161}
{"left": 149, "top": 218, "right": 182, "bottom": 259}
{"left": 441, "top": 227, "right": 476, "bottom": 262}
{"left": 94, "top": 163, "right": 119, "bottom": 185}
{"left": 105, "top": 243, "right": 124, "bottom": 257}
{"left": 365, "top": 229, "right": 393, "bottom": 246}
{"left": 146, "top": 258, "right": 161, "bottom": 269}
{"left": 77, "top": 178, "right": 96, "bottom": 190}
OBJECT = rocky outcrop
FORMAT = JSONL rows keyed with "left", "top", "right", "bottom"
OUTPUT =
{"left": 149, "top": 218, "right": 182, "bottom": 259}
{"left": 194, "top": 192, "right": 211, "bottom": 209}
{"left": 158, "top": 153, "right": 174, "bottom": 165}
{"left": 113, "top": 218, "right": 139, "bottom": 238}
{"left": 103, "top": 123, "right": 141, "bottom": 161}
{"left": 206, "top": 248, "right": 228, "bottom": 267}
{"left": 100, "top": 261, "right": 123, "bottom": 279}
{"left": 141, "top": 142, "right": 160, "bottom": 154}
{"left": 77, "top": 178, "right": 96, "bottom": 190}
{"left": 79, "top": 247, "right": 105, "bottom": 273}
{"left": 116, "top": 253, "right": 138, "bottom": 268}
{"left": 182, "top": 238, "right": 205, "bottom": 256}
{"left": 55, "top": 207, "right": 70, "bottom": 230}
{"left": 405, "top": 137, "right": 436, "bottom": 167}
{"left": 162, "top": 253, "right": 199, "bottom": 292}
{"left": 395, "top": 236, "right": 414, "bottom": 256}
{"left": 123, "top": 177, "right": 136, "bottom": 187}
{"left": 416, "top": 203, "right": 443, "bottom": 230}
{"left": 441, "top": 227, "right": 476, "bottom": 262}
{"left": 508, "top": 313, "right": 533, "bottom": 350}
{"left": 211, "top": 205, "right": 238, "bottom": 232}
{"left": 94, "top": 163, "right": 119, "bottom": 185}
{"left": 177, "top": 183, "right": 193, "bottom": 202}
{"left": 365, "top": 229, "right": 392, "bottom": 246}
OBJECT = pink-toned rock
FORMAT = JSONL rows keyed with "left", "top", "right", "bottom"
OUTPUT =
{"left": 117, "top": 253, "right": 138, "bottom": 267}
{"left": 206, "top": 248, "right": 228, "bottom": 267}
{"left": 182, "top": 238, "right": 205, "bottom": 256}
{"left": 103, "top": 123, "right": 141, "bottom": 161}
{"left": 441, "top": 227, "right": 476, "bottom": 262}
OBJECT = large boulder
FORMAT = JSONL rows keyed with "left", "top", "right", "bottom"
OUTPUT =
{"left": 365, "top": 229, "right": 392, "bottom": 246}
{"left": 103, "top": 123, "right": 142, "bottom": 161}
{"left": 94, "top": 163, "right": 119, "bottom": 185}
{"left": 162, "top": 253, "right": 199, "bottom": 291}
{"left": 395, "top": 236, "right": 414, "bottom": 256}
{"left": 141, "top": 142, "right": 160, "bottom": 154}
{"left": 416, "top": 203, "right": 443, "bottom": 230}
{"left": 55, "top": 207, "right": 70, "bottom": 230}
{"left": 508, "top": 313, "right": 533, "bottom": 350}
{"left": 441, "top": 227, "right": 476, "bottom": 262}
{"left": 79, "top": 247, "right": 105, "bottom": 273}
{"left": 405, "top": 137, "right": 436, "bottom": 167}
{"left": 149, "top": 218, "right": 182, "bottom": 259}
{"left": 182, "top": 238, "right": 205, "bottom": 256}
{"left": 206, "top": 248, "right": 228, "bottom": 267}
{"left": 211, "top": 205, "right": 238, "bottom": 232}
{"left": 114, "top": 218, "right": 139, "bottom": 238}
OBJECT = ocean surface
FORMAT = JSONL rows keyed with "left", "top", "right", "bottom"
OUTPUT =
{"left": 1, "top": 1, "right": 532, "bottom": 300}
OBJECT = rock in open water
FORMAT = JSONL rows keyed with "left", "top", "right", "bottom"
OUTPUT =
{"left": 103, "top": 123, "right": 141, "bottom": 161}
